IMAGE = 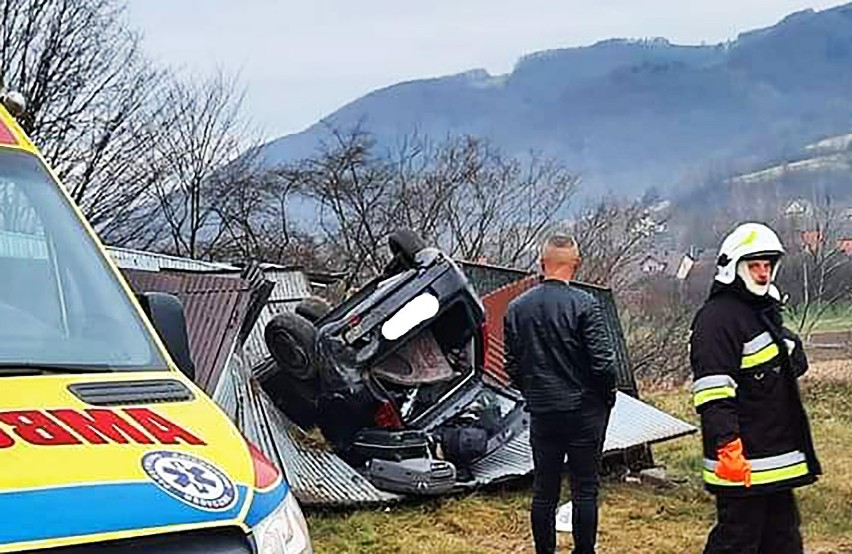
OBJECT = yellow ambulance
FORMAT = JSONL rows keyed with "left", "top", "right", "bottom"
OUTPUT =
{"left": 0, "top": 96, "right": 312, "bottom": 553}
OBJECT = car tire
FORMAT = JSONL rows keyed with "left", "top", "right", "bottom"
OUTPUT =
{"left": 295, "top": 296, "right": 332, "bottom": 323}
{"left": 388, "top": 228, "right": 427, "bottom": 265}
{"left": 257, "top": 360, "right": 320, "bottom": 429}
{"left": 264, "top": 312, "right": 317, "bottom": 380}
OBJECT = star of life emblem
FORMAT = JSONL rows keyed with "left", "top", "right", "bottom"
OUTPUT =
{"left": 142, "top": 450, "right": 237, "bottom": 511}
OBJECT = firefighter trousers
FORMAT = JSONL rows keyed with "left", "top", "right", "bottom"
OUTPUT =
{"left": 703, "top": 490, "right": 803, "bottom": 554}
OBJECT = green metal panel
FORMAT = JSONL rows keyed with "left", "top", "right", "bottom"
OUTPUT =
{"left": 457, "top": 260, "right": 640, "bottom": 398}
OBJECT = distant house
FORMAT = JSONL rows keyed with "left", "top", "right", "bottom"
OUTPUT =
{"left": 640, "top": 255, "right": 667, "bottom": 274}
{"left": 784, "top": 199, "right": 812, "bottom": 217}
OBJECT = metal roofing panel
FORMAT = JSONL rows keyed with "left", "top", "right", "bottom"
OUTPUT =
{"left": 122, "top": 270, "right": 255, "bottom": 394}
{"left": 458, "top": 260, "right": 530, "bottom": 297}
{"left": 468, "top": 392, "right": 696, "bottom": 485}
{"left": 212, "top": 361, "right": 238, "bottom": 422}
{"left": 216, "top": 358, "right": 693, "bottom": 504}
{"left": 256, "top": 391, "right": 400, "bottom": 507}
{"left": 264, "top": 269, "right": 312, "bottom": 303}
{"left": 106, "top": 246, "right": 237, "bottom": 273}
{"left": 212, "top": 355, "right": 399, "bottom": 507}
{"left": 602, "top": 391, "right": 696, "bottom": 452}
{"left": 477, "top": 272, "right": 639, "bottom": 396}
{"left": 468, "top": 426, "right": 533, "bottom": 485}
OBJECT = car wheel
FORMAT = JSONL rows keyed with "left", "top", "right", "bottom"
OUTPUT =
{"left": 257, "top": 360, "right": 320, "bottom": 429}
{"left": 264, "top": 312, "right": 317, "bottom": 380}
{"left": 295, "top": 296, "right": 332, "bottom": 323}
{"left": 388, "top": 228, "right": 427, "bottom": 266}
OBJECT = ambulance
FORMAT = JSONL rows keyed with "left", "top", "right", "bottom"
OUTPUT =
{"left": 0, "top": 93, "right": 312, "bottom": 553}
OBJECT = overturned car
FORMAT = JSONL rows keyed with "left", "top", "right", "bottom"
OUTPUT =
{"left": 256, "top": 230, "right": 695, "bottom": 499}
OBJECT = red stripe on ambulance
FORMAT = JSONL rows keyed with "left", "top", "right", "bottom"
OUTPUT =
{"left": 0, "top": 408, "right": 206, "bottom": 448}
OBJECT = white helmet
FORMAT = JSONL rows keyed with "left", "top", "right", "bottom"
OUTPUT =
{"left": 715, "top": 223, "right": 785, "bottom": 296}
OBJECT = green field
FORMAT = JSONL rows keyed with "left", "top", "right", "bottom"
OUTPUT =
{"left": 305, "top": 371, "right": 852, "bottom": 553}
{"left": 786, "top": 303, "right": 852, "bottom": 333}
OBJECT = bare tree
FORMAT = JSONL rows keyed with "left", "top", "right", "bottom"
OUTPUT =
{"left": 440, "top": 140, "right": 579, "bottom": 268}
{"left": 205, "top": 150, "right": 317, "bottom": 264}
{"left": 384, "top": 132, "right": 477, "bottom": 249}
{"left": 572, "top": 198, "right": 661, "bottom": 292}
{"left": 1, "top": 0, "right": 136, "bottom": 146}
{"left": 775, "top": 194, "right": 852, "bottom": 341}
{"left": 147, "top": 72, "right": 251, "bottom": 258}
{"left": 286, "top": 127, "right": 395, "bottom": 282}
{"left": 620, "top": 275, "right": 694, "bottom": 386}
{"left": 0, "top": 0, "right": 174, "bottom": 245}
{"left": 286, "top": 127, "right": 579, "bottom": 284}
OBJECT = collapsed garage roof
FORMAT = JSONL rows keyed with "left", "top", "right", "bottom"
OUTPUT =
{"left": 112, "top": 247, "right": 696, "bottom": 507}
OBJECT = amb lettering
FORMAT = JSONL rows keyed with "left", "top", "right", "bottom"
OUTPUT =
{"left": 0, "top": 408, "right": 205, "bottom": 447}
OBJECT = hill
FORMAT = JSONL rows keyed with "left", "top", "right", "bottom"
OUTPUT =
{"left": 258, "top": 4, "right": 852, "bottom": 198}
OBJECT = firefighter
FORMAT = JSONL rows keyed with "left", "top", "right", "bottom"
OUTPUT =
{"left": 690, "top": 222, "right": 821, "bottom": 554}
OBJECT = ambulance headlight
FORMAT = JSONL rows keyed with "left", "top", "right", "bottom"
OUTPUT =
{"left": 252, "top": 491, "right": 312, "bottom": 554}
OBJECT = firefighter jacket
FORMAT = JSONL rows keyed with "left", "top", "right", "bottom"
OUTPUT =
{"left": 690, "top": 280, "right": 821, "bottom": 496}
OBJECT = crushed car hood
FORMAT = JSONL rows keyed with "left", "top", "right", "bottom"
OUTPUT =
{"left": 0, "top": 372, "right": 260, "bottom": 552}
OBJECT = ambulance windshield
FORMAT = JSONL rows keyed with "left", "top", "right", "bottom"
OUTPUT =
{"left": 0, "top": 150, "right": 167, "bottom": 371}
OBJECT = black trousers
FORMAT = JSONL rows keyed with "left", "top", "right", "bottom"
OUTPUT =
{"left": 704, "top": 490, "right": 803, "bottom": 554}
{"left": 529, "top": 406, "right": 609, "bottom": 554}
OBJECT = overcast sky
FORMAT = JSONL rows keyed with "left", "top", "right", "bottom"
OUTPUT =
{"left": 126, "top": 1, "right": 845, "bottom": 139}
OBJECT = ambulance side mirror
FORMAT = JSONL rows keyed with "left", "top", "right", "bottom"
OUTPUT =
{"left": 136, "top": 292, "right": 196, "bottom": 382}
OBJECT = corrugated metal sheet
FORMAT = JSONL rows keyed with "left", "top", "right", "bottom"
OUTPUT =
{"left": 458, "top": 260, "right": 531, "bottom": 297}
{"left": 480, "top": 276, "right": 537, "bottom": 387}
{"left": 122, "top": 270, "right": 255, "bottom": 395}
{"left": 264, "top": 269, "right": 312, "bottom": 303}
{"left": 468, "top": 392, "right": 696, "bottom": 485}
{"left": 107, "top": 246, "right": 237, "bottom": 273}
{"left": 212, "top": 358, "right": 239, "bottom": 422}
{"left": 213, "top": 354, "right": 397, "bottom": 507}
{"left": 257, "top": 392, "right": 400, "bottom": 507}
{"left": 468, "top": 426, "right": 533, "bottom": 485}
{"left": 592, "top": 284, "right": 641, "bottom": 397}
{"left": 476, "top": 271, "right": 639, "bottom": 397}
{"left": 603, "top": 392, "right": 696, "bottom": 451}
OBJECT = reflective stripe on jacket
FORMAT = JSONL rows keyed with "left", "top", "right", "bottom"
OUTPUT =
{"left": 689, "top": 281, "right": 821, "bottom": 495}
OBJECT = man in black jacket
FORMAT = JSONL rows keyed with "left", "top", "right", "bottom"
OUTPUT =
{"left": 504, "top": 234, "right": 617, "bottom": 554}
{"left": 691, "top": 222, "right": 820, "bottom": 554}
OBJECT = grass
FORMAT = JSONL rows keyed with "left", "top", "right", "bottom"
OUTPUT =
{"left": 785, "top": 303, "right": 852, "bottom": 333}
{"left": 304, "top": 369, "right": 852, "bottom": 553}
